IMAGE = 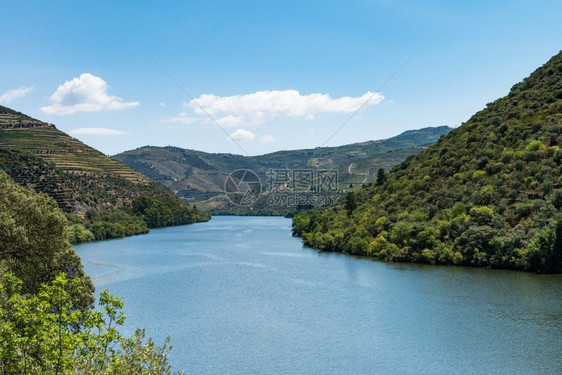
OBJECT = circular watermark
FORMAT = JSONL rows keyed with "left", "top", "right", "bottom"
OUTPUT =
{"left": 224, "top": 169, "right": 262, "bottom": 206}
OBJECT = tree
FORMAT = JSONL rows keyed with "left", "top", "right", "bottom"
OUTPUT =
{"left": 527, "top": 229, "right": 555, "bottom": 273}
{"left": 469, "top": 206, "right": 494, "bottom": 225}
{"left": 345, "top": 192, "right": 357, "bottom": 216}
{"left": 553, "top": 220, "right": 562, "bottom": 272}
{"left": 376, "top": 168, "right": 386, "bottom": 186}
{"left": 0, "top": 271, "right": 181, "bottom": 374}
{"left": 0, "top": 170, "right": 94, "bottom": 307}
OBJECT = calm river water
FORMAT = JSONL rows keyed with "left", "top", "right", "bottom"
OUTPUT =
{"left": 76, "top": 216, "right": 562, "bottom": 374}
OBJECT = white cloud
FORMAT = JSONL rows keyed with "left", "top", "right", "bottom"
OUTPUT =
{"left": 0, "top": 86, "right": 34, "bottom": 104}
{"left": 159, "top": 102, "right": 166, "bottom": 107}
{"left": 69, "top": 127, "right": 128, "bottom": 135}
{"left": 41, "top": 73, "right": 139, "bottom": 115}
{"left": 160, "top": 112, "right": 199, "bottom": 125}
{"left": 259, "top": 135, "right": 275, "bottom": 143}
{"left": 228, "top": 128, "right": 255, "bottom": 141}
{"left": 216, "top": 115, "right": 245, "bottom": 127}
{"left": 183, "top": 89, "right": 383, "bottom": 126}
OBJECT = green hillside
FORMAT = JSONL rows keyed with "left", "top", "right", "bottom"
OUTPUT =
{"left": 292, "top": 51, "right": 562, "bottom": 273}
{"left": 0, "top": 106, "right": 210, "bottom": 242}
{"left": 113, "top": 126, "right": 450, "bottom": 214}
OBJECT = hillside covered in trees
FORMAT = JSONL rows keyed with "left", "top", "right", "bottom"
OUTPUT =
{"left": 293, "top": 51, "right": 562, "bottom": 273}
{"left": 0, "top": 106, "right": 209, "bottom": 243}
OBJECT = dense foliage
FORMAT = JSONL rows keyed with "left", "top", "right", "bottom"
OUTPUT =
{"left": 0, "top": 272, "right": 181, "bottom": 374}
{"left": 0, "top": 170, "right": 181, "bottom": 373}
{"left": 293, "top": 51, "right": 562, "bottom": 273}
{"left": 67, "top": 193, "right": 210, "bottom": 244}
{"left": 0, "top": 170, "right": 93, "bottom": 304}
{"left": 132, "top": 194, "right": 208, "bottom": 228}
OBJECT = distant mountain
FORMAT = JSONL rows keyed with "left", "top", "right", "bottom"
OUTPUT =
{"left": 0, "top": 105, "right": 209, "bottom": 242}
{"left": 293, "top": 51, "right": 562, "bottom": 273}
{"left": 113, "top": 126, "right": 452, "bottom": 214}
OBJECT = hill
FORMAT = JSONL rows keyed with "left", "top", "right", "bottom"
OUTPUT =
{"left": 113, "top": 126, "right": 451, "bottom": 215}
{"left": 0, "top": 106, "right": 146, "bottom": 183}
{"left": 0, "top": 106, "right": 210, "bottom": 242}
{"left": 292, "top": 51, "right": 562, "bottom": 273}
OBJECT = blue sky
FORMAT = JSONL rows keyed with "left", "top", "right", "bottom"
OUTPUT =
{"left": 1, "top": 0, "right": 561, "bottom": 156}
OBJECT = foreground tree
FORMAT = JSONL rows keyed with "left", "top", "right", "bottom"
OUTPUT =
{"left": 0, "top": 271, "right": 181, "bottom": 374}
{"left": 0, "top": 170, "right": 94, "bottom": 306}
{"left": 0, "top": 170, "right": 181, "bottom": 373}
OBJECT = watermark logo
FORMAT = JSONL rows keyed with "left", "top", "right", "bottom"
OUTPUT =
{"left": 225, "top": 168, "right": 338, "bottom": 206}
{"left": 266, "top": 193, "right": 336, "bottom": 207}
{"left": 224, "top": 169, "right": 262, "bottom": 206}
{"left": 266, "top": 168, "right": 338, "bottom": 192}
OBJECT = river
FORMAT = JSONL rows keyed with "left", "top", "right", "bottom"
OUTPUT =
{"left": 76, "top": 216, "right": 562, "bottom": 374}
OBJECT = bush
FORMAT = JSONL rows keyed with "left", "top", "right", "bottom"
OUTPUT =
{"left": 526, "top": 140, "right": 546, "bottom": 152}
{"left": 469, "top": 206, "right": 494, "bottom": 225}
{"left": 67, "top": 224, "right": 95, "bottom": 244}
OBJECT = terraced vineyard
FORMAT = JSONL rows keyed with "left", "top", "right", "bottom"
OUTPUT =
{"left": 0, "top": 106, "right": 146, "bottom": 183}
{"left": 0, "top": 105, "right": 210, "bottom": 242}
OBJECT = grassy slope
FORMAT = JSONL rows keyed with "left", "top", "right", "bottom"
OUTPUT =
{"left": 292, "top": 51, "right": 562, "bottom": 272}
